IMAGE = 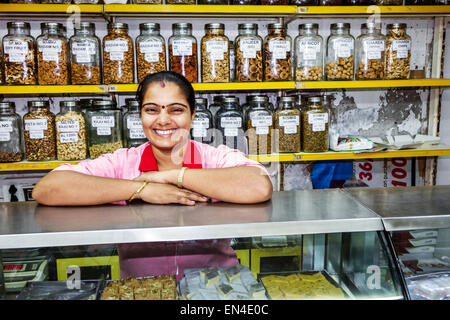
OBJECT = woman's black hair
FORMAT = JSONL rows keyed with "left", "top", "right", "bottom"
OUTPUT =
{"left": 136, "top": 71, "right": 195, "bottom": 114}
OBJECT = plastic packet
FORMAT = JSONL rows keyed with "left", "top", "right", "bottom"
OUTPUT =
{"left": 406, "top": 272, "right": 450, "bottom": 300}
{"left": 330, "top": 135, "right": 373, "bottom": 151}
{"left": 17, "top": 281, "right": 101, "bottom": 300}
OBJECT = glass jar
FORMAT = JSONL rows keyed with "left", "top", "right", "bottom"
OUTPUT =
{"left": 8, "top": 0, "right": 38, "bottom": 2}
{"left": 301, "top": 96, "right": 329, "bottom": 153}
{"left": 0, "top": 102, "right": 24, "bottom": 163}
{"left": 385, "top": 23, "right": 411, "bottom": 80}
{"left": 261, "top": 0, "right": 289, "bottom": 4}
{"left": 375, "top": 0, "right": 403, "bottom": 4}
{"left": 294, "top": 23, "right": 323, "bottom": 81}
{"left": 69, "top": 22, "right": 101, "bottom": 85}
{"left": 123, "top": 98, "right": 147, "bottom": 148}
{"left": 168, "top": 23, "right": 198, "bottom": 83}
{"left": 37, "top": 22, "right": 69, "bottom": 85}
{"left": 56, "top": 101, "right": 87, "bottom": 161}
{"left": 40, "top": 0, "right": 72, "bottom": 3}
{"left": 198, "top": 0, "right": 229, "bottom": 3}
{"left": 235, "top": 23, "right": 263, "bottom": 82}
{"left": 215, "top": 97, "right": 245, "bottom": 152}
{"left": 87, "top": 100, "right": 123, "bottom": 159}
{"left": 73, "top": 0, "right": 100, "bottom": 3}
{"left": 0, "top": 41, "right": 3, "bottom": 85}
{"left": 166, "top": 0, "right": 195, "bottom": 3}
{"left": 191, "top": 98, "right": 214, "bottom": 145}
{"left": 264, "top": 23, "right": 292, "bottom": 81}
{"left": 229, "top": 41, "right": 235, "bottom": 82}
{"left": 355, "top": 23, "right": 385, "bottom": 80}
{"left": 290, "top": 0, "right": 318, "bottom": 4}
{"left": 242, "top": 95, "right": 274, "bottom": 119}
{"left": 232, "top": 0, "right": 258, "bottom": 3}
{"left": 246, "top": 96, "right": 273, "bottom": 155}
{"left": 201, "top": 24, "right": 230, "bottom": 83}
{"left": 136, "top": 23, "right": 166, "bottom": 84}
{"left": 2, "top": 22, "right": 37, "bottom": 85}
{"left": 325, "top": 23, "right": 354, "bottom": 81}
{"left": 103, "top": 23, "right": 134, "bottom": 84}
{"left": 209, "top": 96, "right": 225, "bottom": 120}
{"left": 274, "top": 96, "right": 301, "bottom": 153}
{"left": 319, "top": 0, "right": 343, "bottom": 4}
{"left": 133, "top": 0, "right": 162, "bottom": 3}
{"left": 23, "top": 100, "right": 56, "bottom": 161}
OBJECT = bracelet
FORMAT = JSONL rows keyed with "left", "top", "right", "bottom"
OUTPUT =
{"left": 128, "top": 181, "right": 149, "bottom": 202}
{"left": 177, "top": 167, "right": 188, "bottom": 189}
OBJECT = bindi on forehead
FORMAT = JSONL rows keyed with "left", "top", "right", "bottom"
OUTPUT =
{"left": 160, "top": 81, "right": 165, "bottom": 88}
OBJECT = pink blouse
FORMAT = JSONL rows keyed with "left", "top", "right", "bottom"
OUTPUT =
{"left": 52, "top": 140, "right": 269, "bottom": 280}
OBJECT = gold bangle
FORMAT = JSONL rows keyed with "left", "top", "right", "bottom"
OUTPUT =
{"left": 128, "top": 181, "right": 149, "bottom": 202}
{"left": 177, "top": 167, "right": 187, "bottom": 189}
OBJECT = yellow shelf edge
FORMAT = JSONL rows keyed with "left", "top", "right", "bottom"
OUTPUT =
{"left": 2, "top": 146, "right": 449, "bottom": 171}
{"left": 0, "top": 4, "right": 103, "bottom": 13}
{"left": 104, "top": 4, "right": 297, "bottom": 14}
{"left": 0, "top": 85, "right": 109, "bottom": 94}
{"left": 296, "top": 79, "right": 450, "bottom": 89}
{"left": 300, "top": 5, "right": 450, "bottom": 15}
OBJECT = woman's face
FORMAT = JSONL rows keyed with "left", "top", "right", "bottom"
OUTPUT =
{"left": 141, "top": 81, "right": 195, "bottom": 151}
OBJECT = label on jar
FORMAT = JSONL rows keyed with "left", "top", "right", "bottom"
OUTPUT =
{"left": 333, "top": 38, "right": 353, "bottom": 58}
{"left": 0, "top": 121, "right": 13, "bottom": 133}
{"left": 363, "top": 39, "right": 385, "bottom": 60}
{"left": 206, "top": 40, "right": 228, "bottom": 61}
{"left": 392, "top": 40, "right": 410, "bottom": 58}
{"left": 4, "top": 40, "right": 28, "bottom": 63}
{"left": 283, "top": 125, "right": 297, "bottom": 134}
{"left": 38, "top": 39, "right": 62, "bottom": 62}
{"left": 269, "top": 40, "right": 290, "bottom": 60}
{"left": 240, "top": 39, "right": 261, "bottom": 59}
{"left": 139, "top": 40, "right": 163, "bottom": 63}
{"left": 172, "top": 39, "right": 193, "bottom": 56}
{"left": 96, "top": 127, "right": 111, "bottom": 136}
{"left": 92, "top": 116, "right": 115, "bottom": 128}
{"left": 127, "top": 118, "right": 142, "bottom": 129}
{"left": 192, "top": 127, "right": 207, "bottom": 138}
{"left": 221, "top": 117, "right": 242, "bottom": 128}
{"left": 129, "top": 128, "right": 146, "bottom": 139}
{"left": 256, "top": 126, "right": 269, "bottom": 135}
{"left": 72, "top": 42, "right": 96, "bottom": 63}
{"left": 224, "top": 127, "right": 238, "bottom": 137}
{"left": 25, "top": 119, "right": 48, "bottom": 131}
{"left": 57, "top": 120, "right": 80, "bottom": 133}
{"left": 59, "top": 132, "right": 79, "bottom": 143}
{"left": 300, "top": 40, "right": 321, "bottom": 61}
{"left": 251, "top": 115, "right": 272, "bottom": 128}
{"left": 105, "top": 39, "right": 129, "bottom": 61}
{"left": 0, "top": 132, "right": 10, "bottom": 142}
{"left": 192, "top": 118, "right": 210, "bottom": 129}
{"left": 308, "top": 113, "right": 328, "bottom": 132}
{"left": 29, "top": 130, "right": 45, "bottom": 139}
{"left": 279, "top": 115, "right": 299, "bottom": 127}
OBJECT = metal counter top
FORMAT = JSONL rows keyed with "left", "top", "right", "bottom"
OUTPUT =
{"left": 0, "top": 189, "right": 382, "bottom": 250}
{"left": 345, "top": 186, "right": 450, "bottom": 231}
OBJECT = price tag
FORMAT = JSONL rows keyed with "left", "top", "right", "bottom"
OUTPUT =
{"left": 221, "top": 117, "right": 242, "bottom": 128}
{"left": 0, "top": 121, "right": 13, "bottom": 133}
{"left": 172, "top": 39, "right": 193, "bottom": 56}
{"left": 25, "top": 119, "right": 48, "bottom": 131}
{"left": 129, "top": 128, "right": 146, "bottom": 139}
{"left": 59, "top": 132, "right": 79, "bottom": 143}
{"left": 57, "top": 121, "right": 80, "bottom": 133}
{"left": 92, "top": 116, "right": 115, "bottom": 128}
{"left": 240, "top": 39, "right": 261, "bottom": 59}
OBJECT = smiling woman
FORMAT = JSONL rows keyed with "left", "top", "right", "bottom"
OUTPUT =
{"left": 32, "top": 71, "right": 273, "bottom": 206}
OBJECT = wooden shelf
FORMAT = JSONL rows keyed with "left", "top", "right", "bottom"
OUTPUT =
{"left": 1, "top": 144, "right": 448, "bottom": 171}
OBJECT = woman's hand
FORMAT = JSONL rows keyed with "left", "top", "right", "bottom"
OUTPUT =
{"left": 138, "top": 182, "right": 208, "bottom": 206}
{"left": 134, "top": 170, "right": 178, "bottom": 185}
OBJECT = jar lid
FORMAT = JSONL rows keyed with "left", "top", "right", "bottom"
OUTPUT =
{"left": 238, "top": 23, "right": 258, "bottom": 30}
{"left": 205, "top": 23, "right": 224, "bottom": 30}
{"left": 108, "top": 22, "right": 128, "bottom": 30}
{"left": 268, "top": 23, "right": 285, "bottom": 30}
{"left": 361, "top": 23, "right": 380, "bottom": 30}
{"left": 331, "top": 23, "right": 350, "bottom": 30}
{"left": 139, "top": 23, "right": 160, "bottom": 31}
{"left": 41, "top": 22, "right": 62, "bottom": 30}
{"left": 173, "top": 23, "right": 192, "bottom": 30}
{"left": 299, "top": 23, "right": 318, "bottom": 30}
{"left": 125, "top": 98, "right": 140, "bottom": 107}
{"left": 7, "top": 22, "right": 30, "bottom": 29}
{"left": 222, "top": 97, "right": 239, "bottom": 104}
{"left": 0, "top": 102, "right": 15, "bottom": 109}
{"left": 279, "top": 96, "right": 296, "bottom": 103}
{"left": 28, "top": 101, "right": 49, "bottom": 108}
{"left": 195, "top": 98, "right": 207, "bottom": 104}
{"left": 249, "top": 95, "right": 269, "bottom": 103}
{"left": 60, "top": 101, "right": 79, "bottom": 108}
{"left": 76, "top": 22, "right": 95, "bottom": 29}
{"left": 307, "top": 96, "right": 322, "bottom": 104}
{"left": 387, "top": 23, "right": 407, "bottom": 29}
{"left": 93, "top": 100, "right": 116, "bottom": 108}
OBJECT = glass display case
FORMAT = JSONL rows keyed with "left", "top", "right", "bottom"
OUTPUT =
{"left": 0, "top": 188, "right": 424, "bottom": 300}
